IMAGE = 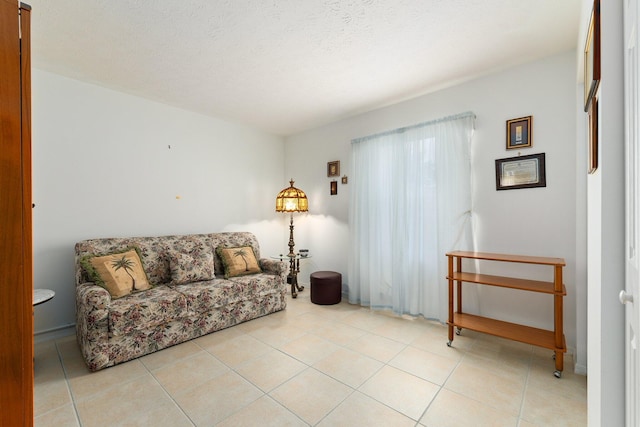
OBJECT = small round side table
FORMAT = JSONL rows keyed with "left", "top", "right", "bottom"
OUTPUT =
{"left": 33, "top": 289, "right": 55, "bottom": 306}
{"left": 271, "top": 254, "right": 312, "bottom": 298}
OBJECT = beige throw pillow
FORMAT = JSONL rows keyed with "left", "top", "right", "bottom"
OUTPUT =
{"left": 216, "top": 246, "right": 262, "bottom": 279}
{"left": 84, "top": 249, "right": 151, "bottom": 298}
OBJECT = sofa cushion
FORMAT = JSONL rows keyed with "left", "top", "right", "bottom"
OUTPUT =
{"left": 172, "top": 273, "right": 282, "bottom": 313}
{"left": 108, "top": 285, "right": 188, "bottom": 336}
{"left": 216, "top": 246, "right": 262, "bottom": 278}
{"left": 81, "top": 248, "right": 152, "bottom": 298}
{"left": 228, "top": 273, "right": 286, "bottom": 297}
{"left": 172, "top": 279, "right": 237, "bottom": 313}
{"left": 168, "top": 249, "right": 214, "bottom": 285}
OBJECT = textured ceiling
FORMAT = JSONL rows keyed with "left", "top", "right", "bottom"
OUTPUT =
{"left": 27, "top": 0, "right": 581, "bottom": 136}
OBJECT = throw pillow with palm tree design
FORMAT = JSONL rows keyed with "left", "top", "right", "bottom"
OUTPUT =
{"left": 216, "top": 246, "right": 262, "bottom": 279}
{"left": 81, "top": 248, "right": 151, "bottom": 298}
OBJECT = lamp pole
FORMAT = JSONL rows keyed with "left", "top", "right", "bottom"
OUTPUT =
{"left": 287, "top": 212, "right": 303, "bottom": 297}
{"left": 287, "top": 212, "right": 296, "bottom": 258}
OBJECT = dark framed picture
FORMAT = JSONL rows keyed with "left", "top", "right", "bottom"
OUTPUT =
{"left": 588, "top": 96, "right": 598, "bottom": 174}
{"left": 327, "top": 161, "right": 340, "bottom": 177}
{"left": 330, "top": 180, "right": 338, "bottom": 195}
{"left": 506, "top": 116, "right": 532, "bottom": 149}
{"left": 584, "top": 0, "right": 601, "bottom": 111}
{"left": 495, "top": 153, "right": 546, "bottom": 190}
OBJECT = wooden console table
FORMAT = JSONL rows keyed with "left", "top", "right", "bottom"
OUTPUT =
{"left": 446, "top": 251, "right": 566, "bottom": 378}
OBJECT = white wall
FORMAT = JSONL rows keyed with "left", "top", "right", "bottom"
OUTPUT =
{"left": 32, "top": 69, "right": 286, "bottom": 337}
{"left": 585, "top": 0, "right": 626, "bottom": 424}
{"left": 285, "top": 51, "right": 584, "bottom": 366}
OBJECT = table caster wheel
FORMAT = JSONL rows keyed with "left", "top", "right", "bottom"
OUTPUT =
{"left": 552, "top": 354, "right": 556, "bottom": 360}
{"left": 446, "top": 340, "right": 452, "bottom": 347}
{"left": 455, "top": 328, "right": 461, "bottom": 336}
{"left": 553, "top": 370, "right": 562, "bottom": 379}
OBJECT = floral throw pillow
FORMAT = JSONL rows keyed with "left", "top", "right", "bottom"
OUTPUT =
{"left": 216, "top": 246, "right": 262, "bottom": 279}
{"left": 168, "top": 249, "right": 214, "bottom": 285}
{"left": 81, "top": 248, "right": 151, "bottom": 298}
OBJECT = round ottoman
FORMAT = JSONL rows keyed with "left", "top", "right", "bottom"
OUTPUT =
{"left": 310, "top": 271, "right": 342, "bottom": 305}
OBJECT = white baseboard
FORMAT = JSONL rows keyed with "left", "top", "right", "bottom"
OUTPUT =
{"left": 34, "top": 324, "right": 75, "bottom": 343}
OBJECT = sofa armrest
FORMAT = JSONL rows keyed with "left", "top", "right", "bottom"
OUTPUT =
{"left": 76, "top": 282, "right": 110, "bottom": 335}
{"left": 259, "top": 258, "right": 286, "bottom": 276}
{"left": 75, "top": 282, "right": 111, "bottom": 370}
{"left": 76, "top": 281, "right": 110, "bottom": 310}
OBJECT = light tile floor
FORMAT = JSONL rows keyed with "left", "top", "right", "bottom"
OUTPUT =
{"left": 34, "top": 292, "right": 587, "bottom": 426}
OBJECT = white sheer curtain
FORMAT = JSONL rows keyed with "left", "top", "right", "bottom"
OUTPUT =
{"left": 348, "top": 112, "right": 475, "bottom": 321}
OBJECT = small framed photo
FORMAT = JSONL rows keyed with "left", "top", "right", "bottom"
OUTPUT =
{"left": 327, "top": 161, "right": 340, "bottom": 177}
{"left": 506, "top": 116, "right": 532, "bottom": 149}
{"left": 330, "top": 180, "right": 338, "bottom": 195}
{"left": 495, "top": 153, "right": 546, "bottom": 191}
{"left": 341, "top": 175, "right": 348, "bottom": 184}
{"left": 584, "top": 0, "right": 601, "bottom": 111}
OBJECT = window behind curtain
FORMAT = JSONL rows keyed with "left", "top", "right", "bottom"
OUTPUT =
{"left": 348, "top": 112, "right": 475, "bottom": 321}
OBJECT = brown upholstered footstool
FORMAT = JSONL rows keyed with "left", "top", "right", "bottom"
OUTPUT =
{"left": 310, "top": 271, "right": 342, "bottom": 305}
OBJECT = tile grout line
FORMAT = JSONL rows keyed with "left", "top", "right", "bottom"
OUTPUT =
{"left": 311, "top": 302, "right": 468, "bottom": 425}
{"left": 417, "top": 340, "right": 469, "bottom": 424}
{"left": 248, "top": 301, "right": 410, "bottom": 425}
{"left": 515, "top": 346, "right": 535, "bottom": 427}
{"left": 32, "top": 341, "right": 79, "bottom": 425}
{"left": 194, "top": 314, "right": 313, "bottom": 425}
{"left": 54, "top": 339, "right": 83, "bottom": 427}
{"left": 139, "top": 353, "right": 198, "bottom": 427}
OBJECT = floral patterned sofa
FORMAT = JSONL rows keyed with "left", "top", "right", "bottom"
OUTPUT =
{"left": 74, "top": 232, "right": 286, "bottom": 371}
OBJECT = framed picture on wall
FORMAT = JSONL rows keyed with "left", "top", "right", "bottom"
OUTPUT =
{"left": 495, "top": 153, "right": 546, "bottom": 190}
{"left": 330, "top": 181, "right": 338, "bottom": 195}
{"left": 584, "top": 0, "right": 601, "bottom": 111}
{"left": 506, "top": 116, "right": 532, "bottom": 149}
{"left": 327, "top": 161, "right": 340, "bottom": 177}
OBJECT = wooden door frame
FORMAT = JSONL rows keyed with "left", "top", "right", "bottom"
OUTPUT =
{"left": 0, "top": 1, "right": 33, "bottom": 425}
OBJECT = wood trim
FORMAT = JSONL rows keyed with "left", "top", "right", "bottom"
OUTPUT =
{"left": 447, "top": 255, "right": 454, "bottom": 343}
{"left": 20, "top": 4, "right": 34, "bottom": 424}
{"left": 447, "top": 272, "right": 566, "bottom": 295}
{"left": 450, "top": 313, "right": 566, "bottom": 351}
{"left": 0, "top": 1, "right": 33, "bottom": 424}
{"left": 446, "top": 250, "right": 566, "bottom": 266}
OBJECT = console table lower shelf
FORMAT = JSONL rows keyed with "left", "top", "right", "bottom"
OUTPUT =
{"left": 448, "top": 313, "right": 566, "bottom": 352}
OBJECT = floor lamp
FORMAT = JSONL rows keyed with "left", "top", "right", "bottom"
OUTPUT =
{"left": 275, "top": 179, "right": 308, "bottom": 298}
